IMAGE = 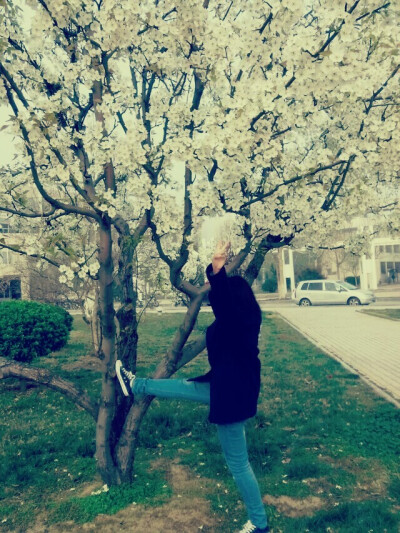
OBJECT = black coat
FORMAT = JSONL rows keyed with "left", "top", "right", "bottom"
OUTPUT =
{"left": 190, "top": 264, "right": 262, "bottom": 424}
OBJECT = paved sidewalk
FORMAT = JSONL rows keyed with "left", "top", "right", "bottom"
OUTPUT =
{"left": 274, "top": 307, "right": 400, "bottom": 408}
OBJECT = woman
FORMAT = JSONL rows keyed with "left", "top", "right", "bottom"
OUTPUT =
{"left": 115, "top": 242, "right": 269, "bottom": 533}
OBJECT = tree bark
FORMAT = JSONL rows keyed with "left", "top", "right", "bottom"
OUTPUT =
{"left": 116, "top": 237, "right": 138, "bottom": 368}
{"left": 0, "top": 358, "right": 98, "bottom": 418}
{"left": 95, "top": 218, "right": 120, "bottom": 485}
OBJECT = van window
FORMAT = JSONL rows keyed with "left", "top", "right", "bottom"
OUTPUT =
{"left": 325, "top": 282, "right": 336, "bottom": 291}
{"left": 300, "top": 282, "right": 309, "bottom": 290}
{"left": 308, "top": 282, "right": 323, "bottom": 291}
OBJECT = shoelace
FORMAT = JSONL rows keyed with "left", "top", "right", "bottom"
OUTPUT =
{"left": 122, "top": 368, "right": 135, "bottom": 381}
{"left": 240, "top": 521, "right": 257, "bottom": 533}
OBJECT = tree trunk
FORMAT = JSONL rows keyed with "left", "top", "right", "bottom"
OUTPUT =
{"left": 95, "top": 219, "right": 120, "bottom": 485}
{"left": 116, "top": 235, "right": 138, "bottom": 369}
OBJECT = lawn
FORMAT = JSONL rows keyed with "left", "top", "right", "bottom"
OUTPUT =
{"left": 360, "top": 309, "right": 400, "bottom": 321}
{"left": 0, "top": 312, "right": 399, "bottom": 533}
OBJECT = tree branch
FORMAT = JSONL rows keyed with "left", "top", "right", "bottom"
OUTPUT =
{"left": 321, "top": 155, "right": 355, "bottom": 211}
{"left": 1, "top": 78, "right": 101, "bottom": 221}
{"left": 0, "top": 242, "right": 61, "bottom": 268}
{"left": 244, "top": 233, "right": 294, "bottom": 285}
{"left": 1, "top": 59, "right": 99, "bottom": 214}
{"left": 0, "top": 358, "right": 98, "bottom": 419}
{"left": 240, "top": 160, "right": 346, "bottom": 209}
{"left": 365, "top": 63, "right": 400, "bottom": 115}
{"left": 0, "top": 205, "right": 56, "bottom": 218}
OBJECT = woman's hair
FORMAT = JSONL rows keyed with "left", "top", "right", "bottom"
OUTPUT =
{"left": 227, "top": 275, "right": 262, "bottom": 323}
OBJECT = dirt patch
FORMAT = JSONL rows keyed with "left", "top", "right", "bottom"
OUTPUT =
{"left": 77, "top": 481, "right": 105, "bottom": 498}
{"left": 263, "top": 494, "right": 325, "bottom": 517}
{"left": 27, "top": 497, "right": 216, "bottom": 533}
{"left": 318, "top": 455, "right": 388, "bottom": 499}
{"left": 152, "top": 456, "right": 211, "bottom": 496}
{"left": 27, "top": 459, "right": 217, "bottom": 533}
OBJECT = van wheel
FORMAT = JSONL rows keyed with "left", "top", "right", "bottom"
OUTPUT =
{"left": 347, "top": 297, "right": 361, "bottom": 306}
{"left": 299, "top": 298, "right": 311, "bottom": 306}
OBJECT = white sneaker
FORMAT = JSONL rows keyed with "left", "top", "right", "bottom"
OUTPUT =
{"left": 238, "top": 520, "right": 269, "bottom": 533}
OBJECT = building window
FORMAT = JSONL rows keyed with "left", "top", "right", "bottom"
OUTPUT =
{"left": 0, "top": 223, "right": 10, "bottom": 234}
{"left": 0, "top": 278, "right": 21, "bottom": 299}
{"left": 394, "top": 245, "right": 400, "bottom": 254}
{"left": 385, "top": 245, "right": 393, "bottom": 254}
{"left": 0, "top": 249, "right": 12, "bottom": 265}
{"left": 380, "top": 263, "right": 386, "bottom": 274}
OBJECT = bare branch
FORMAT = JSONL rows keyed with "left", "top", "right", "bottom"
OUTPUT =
{"left": 0, "top": 358, "right": 98, "bottom": 419}
{"left": 321, "top": 155, "right": 356, "bottom": 211}
{"left": 355, "top": 2, "right": 390, "bottom": 22}
{"left": 244, "top": 233, "right": 294, "bottom": 285}
{"left": 365, "top": 64, "right": 400, "bottom": 115}
{"left": 0, "top": 205, "right": 56, "bottom": 218}
{"left": 240, "top": 160, "right": 347, "bottom": 209}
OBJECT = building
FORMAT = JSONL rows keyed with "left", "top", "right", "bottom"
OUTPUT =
{"left": 256, "top": 220, "right": 400, "bottom": 296}
{"left": 0, "top": 220, "right": 29, "bottom": 299}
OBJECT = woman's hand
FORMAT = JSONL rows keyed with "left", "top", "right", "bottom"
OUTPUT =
{"left": 212, "top": 241, "right": 231, "bottom": 274}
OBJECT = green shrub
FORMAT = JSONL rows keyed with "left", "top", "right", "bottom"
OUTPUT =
{"left": 262, "top": 265, "right": 277, "bottom": 293}
{"left": 0, "top": 300, "right": 73, "bottom": 363}
{"left": 296, "top": 268, "right": 325, "bottom": 282}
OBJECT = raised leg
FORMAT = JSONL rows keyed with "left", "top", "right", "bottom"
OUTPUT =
{"left": 133, "top": 378, "right": 210, "bottom": 404}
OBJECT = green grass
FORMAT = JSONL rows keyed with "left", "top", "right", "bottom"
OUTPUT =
{"left": 48, "top": 462, "right": 172, "bottom": 525}
{"left": 1, "top": 312, "right": 399, "bottom": 532}
{"left": 360, "top": 308, "right": 400, "bottom": 321}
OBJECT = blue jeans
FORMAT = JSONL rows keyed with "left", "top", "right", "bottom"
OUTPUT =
{"left": 133, "top": 378, "right": 268, "bottom": 529}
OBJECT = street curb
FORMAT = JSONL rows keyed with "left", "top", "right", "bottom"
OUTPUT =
{"left": 356, "top": 309, "right": 400, "bottom": 322}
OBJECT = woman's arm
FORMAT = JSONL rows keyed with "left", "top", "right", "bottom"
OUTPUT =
{"left": 207, "top": 241, "right": 238, "bottom": 319}
{"left": 211, "top": 241, "right": 230, "bottom": 275}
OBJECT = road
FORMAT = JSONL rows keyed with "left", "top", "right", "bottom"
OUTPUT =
{"left": 257, "top": 297, "right": 400, "bottom": 308}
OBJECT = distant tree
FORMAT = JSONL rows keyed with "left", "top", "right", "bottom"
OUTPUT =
{"left": 297, "top": 268, "right": 325, "bottom": 282}
{"left": 294, "top": 251, "right": 322, "bottom": 282}
{"left": 261, "top": 264, "right": 278, "bottom": 293}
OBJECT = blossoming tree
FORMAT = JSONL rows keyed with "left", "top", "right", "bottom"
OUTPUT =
{"left": 0, "top": 0, "right": 399, "bottom": 484}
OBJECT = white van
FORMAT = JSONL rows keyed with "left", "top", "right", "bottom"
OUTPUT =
{"left": 292, "top": 280, "right": 375, "bottom": 306}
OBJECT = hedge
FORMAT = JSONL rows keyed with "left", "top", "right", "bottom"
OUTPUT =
{"left": 0, "top": 300, "right": 73, "bottom": 363}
